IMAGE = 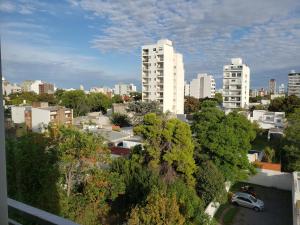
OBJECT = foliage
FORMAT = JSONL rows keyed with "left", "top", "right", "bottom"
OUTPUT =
{"left": 87, "top": 92, "right": 112, "bottom": 113}
{"left": 214, "top": 93, "right": 223, "bottom": 104}
{"left": 192, "top": 108, "right": 256, "bottom": 182}
{"left": 37, "top": 93, "right": 57, "bottom": 105}
{"left": 6, "top": 133, "right": 60, "bottom": 214}
{"left": 195, "top": 161, "right": 226, "bottom": 205}
{"left": 129, "top": 92, "right": 142, "bottom": 101}
{"left": 112, "top": 94, "right": 124, "bottom": 103}
{"left": 134, "top": 113, "right": 196, "bottom": 185}
{"left": 249, "top": 96, "right": 262, "bottom": 103}
{"left": 111, "top": 113, "right": 131, "bottom": 127}
{"left": 201, "top": 99, "right": 218, "bottom": 108}
{"left": 263, "top": 146, "right": 275, "bottom": 162}
{"left": 61, "top": 90, "right": 89, "bottom": 116}
{"left": 8, "top": 92, "right": 38, "bottom": 105}
{"left": 282, "top": 108, "right": 300, "bottom": 171}
{"left": 184, "top": 96, "right": 200, "bottom": 114}
{"left": 128, "top": 190, "right": 185, "bottom": 225}
{"left": 128, "top": 101, "right": 161, "bottom": 115}
{"left": 268, "top": 95, "right": 300, "bottom": 115}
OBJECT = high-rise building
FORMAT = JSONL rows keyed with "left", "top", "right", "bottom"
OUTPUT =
{"left": 269, "top": 79, "right": 276, "bottom": 94}
{"left": 184, "top": 82, "right": 190, "bottom": 96}
{"left": 114, "top": 83, "right": 137, "bottom": 96}
{"left": 278, "top": 83, "right": 285, "bottom": 94}
{"left": 141, "top": 39, "right": 184, "bottom": 114}
{"left": 189, "top": 73, "right": 215, "bottom": 99}
{"left": 39, "top": 83, "right": 54, "bottom": 94}
{"left": 288, "top": 71, "right": 300, "bottom": 97}
{"left": 222, "top": 58, "right": 250, "bottom": 110}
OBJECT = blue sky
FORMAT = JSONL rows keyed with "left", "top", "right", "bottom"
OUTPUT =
{"left": 1, "top": 0, "right": 300, "bottom": 90}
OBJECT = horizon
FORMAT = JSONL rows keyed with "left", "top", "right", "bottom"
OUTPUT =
{"left": 1, "top": 0, "right": 300, "bottom": 90}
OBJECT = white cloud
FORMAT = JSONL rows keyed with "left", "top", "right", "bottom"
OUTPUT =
{"left": 0, "top": 1, "right": 16, "bottom": 13}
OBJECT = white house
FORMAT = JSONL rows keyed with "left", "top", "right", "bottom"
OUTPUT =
{"left": 249, "top": 110, "right": 285, "bottom": 129}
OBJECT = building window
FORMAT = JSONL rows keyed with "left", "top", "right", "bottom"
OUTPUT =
{"left": 153, "top": 48, "right": 156, "bottom": 51}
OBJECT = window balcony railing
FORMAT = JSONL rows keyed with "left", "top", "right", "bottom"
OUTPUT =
{"left": 8, "top": 198, "right": 79, "bottom": 225}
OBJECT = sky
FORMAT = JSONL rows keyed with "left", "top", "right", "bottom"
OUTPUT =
{"left": 1, "top": 0, "right": 300, "bottom": 90}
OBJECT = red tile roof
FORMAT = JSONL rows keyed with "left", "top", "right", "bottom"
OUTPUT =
{"left": 254, "top": 162, "right": 281, "bottom": 171}
{"left": 110, "top": 147, "right": 130, "bottom": 156}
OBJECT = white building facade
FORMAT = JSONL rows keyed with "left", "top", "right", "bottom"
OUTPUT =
{"left": 223, "top": 58, "right": 250, "bottom": 110}
{"left": 288, "top": 71, "right": 300, "bottom": 98}
{"left": 114, "top": 83, "right": 137, "bottom": 96}
{"left": 189, "top": 73, "right": 215, "bottom": 99}
{"left": 141, "top": 39, "right": 184, "bottom": 114}
{"left": 184, "top": 82, "right": 190, "bottom": 96}
{"left": 278, "top": 83, "right": 285, "bottom": 94}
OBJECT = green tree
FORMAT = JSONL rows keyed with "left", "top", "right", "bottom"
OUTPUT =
{"left": 263, "top": 146, "right": 275, "bottom": 163}
{"left": 37, "top": 93, "right": 57, "bottom": 105}
{"left": 134, "top": 113, "right": 196, "bottom": 185}
{"left": 129, "top": 92, "right": 142, "bottom": 101}
{"left": 192, "top": 108, "right": 256, "bottom": 182}
{"left": 269, "top": 95, "right": 300, "bottom": 115}
{"left": 184, "top": 96, "right": 200, "bottom": 114}
{"left": 87, "top": 92, "right": 112, "bottom": 113}
{"left": 214, "top": 93, "right": 223, "bottom": 104}
{"left": 282, "top": 108, "right": 300, "bottom": 171}
{"left": 128, "top": 101, "right": 161, "bottom": 115}
{"left": 61, "top": 90, "right": 89, "bottom": 116}
{"left": 8, "top": 92, "right": 38, "bottom": 105}
{"left": 200, "top": 99, "right": 218, "bottom": 108}
{"left": 112, "top": 94, "right": 124, "bottom": 103}
{"left": 128, "top": 190, "right": 185, "bottom": 225}
{"left": 195, "top": 161, "right": 226, "bottom": 205}
{"left": 111, "top": 113, "right": 131, "bottom": 127}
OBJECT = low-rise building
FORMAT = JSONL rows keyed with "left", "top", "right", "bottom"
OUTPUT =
{"left": 249, "top": 110, "right": 285, "bottom": 129}
{"left": 114, "top": 83, "right": 137, "bottom": 96}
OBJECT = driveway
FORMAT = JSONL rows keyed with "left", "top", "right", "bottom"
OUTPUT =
{"left": 232, "top": 185, "right": 292, "bottom": 225}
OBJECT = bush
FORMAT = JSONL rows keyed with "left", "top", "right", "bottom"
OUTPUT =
{"left": 110, "top": 113, "right": 131, "bottom": 127}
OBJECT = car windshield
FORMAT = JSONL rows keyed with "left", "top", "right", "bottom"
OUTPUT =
{"left": 250, "top": 196, "right": 257, "bottom": 202}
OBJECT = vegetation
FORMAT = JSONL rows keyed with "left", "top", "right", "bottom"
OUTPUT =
{"left": 192, "top": 108, "right": 256, "bottom": 182}
{"left": 268, "top": 95, "right": 300, "bottom": 115}
{"left": 110, "top": 113, "right": 131, "bottom": 127}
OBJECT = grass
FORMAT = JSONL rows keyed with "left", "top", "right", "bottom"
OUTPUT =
{"left": 223, "top": 207, "right": 239, "bottom": 225}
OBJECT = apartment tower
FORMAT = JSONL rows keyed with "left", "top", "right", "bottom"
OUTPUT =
{"left": 288, "top": 71, "right": 300, "bottom": 97}
{"left": 223, "top": 58, "right": 250, "bottom": 110}
{"left": 269, "top": 79, "right": 276, "bottom": 94}
{"left": 141, "top": 39, "right": 184, "bottom": 114}
{"left": 190, "top": 73, "right": 216, "bottom": 99}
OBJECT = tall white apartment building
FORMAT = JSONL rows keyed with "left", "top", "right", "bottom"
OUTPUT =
{"left": 189, "top": 73, "right": 215, "bottom": 99}
{"left": 288, "top": 71, "right": 300, "bottom": 97}
{"left": 223, "top": 58, "right": 250, "bottom": 110}
{"left": 184, "top": 82, "right": 190, "bottom": 96}
{"left": 141, "top": 39, "right": 184, "bottom": 114}
{"left": 114, "top": 83, "right": 137, "bottom": 96}
{"left": 278, "top": 83, "right": 285, "bottom": 94}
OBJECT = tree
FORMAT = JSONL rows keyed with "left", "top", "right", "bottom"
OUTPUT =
{"left": 282, "top": 108, "right": 300, "bottom": 171}
{"left": 37, "top": 93, "right": 57, "bottom": 105}
{"left": 112, "top": 94, "right": 124, "bottom": 103}
{"left": 8, "top": 91, "right": 38, "bottom": 105}
{"left": 87, "top": 92, "right": 112, "bottom": 113}
{"left": 128, "top": 190, "right": 185, "bottom": 225}
{"left": 192, "top": 108, "right": 256, "bottom": 182}
{"left": 184, "top": 96, "right": 200, "bottom": 114}
{"left": 263, "top": 146, "right": 275, "bottom": 162}
{"left": 130, "top": 92, "right": 142, "bottom": 101}
{"left": 249, "top": 96, "right": 262, "bottom": 103}
{"left": 110, "top": 113, "right": 131, "bottom": 127}
{"left": 195, "top": 161, "right": 226, "bottom": 205}
{"left": 134, "top": 113, "right": 196, "bottom": 185}
{"left": 61, "top": 90, "right": 89, "bottom": 116}
{"left": 268, "top": 95, "right": 300, "bottom": 115}
{"left": 214, "top": 93, "right": 223, "bottom": 104}
{"left": 200, "top": 99, "right": 218, "bottom": 108}
{"left": 128, "top": 101, "right": 161, "bottom": 115}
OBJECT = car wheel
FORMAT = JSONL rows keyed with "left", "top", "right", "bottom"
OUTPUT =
{"left": 253, "top": 207, "right": 260, "bottom": 212}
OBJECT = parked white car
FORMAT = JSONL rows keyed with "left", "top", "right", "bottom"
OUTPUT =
{"left": 231, "top": 192, "right": 264, "bottom": 212}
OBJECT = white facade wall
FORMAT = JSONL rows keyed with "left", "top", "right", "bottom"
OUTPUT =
{"left": 114, "top": 83, "right": 137, "bottom": 95}
{"left": 250, "top": 110, "right": 285, "bottom": 129}
{"left": 190, "top": 73, "right": 215, "bottom": 99}
{"left": 30, "top": 80, "right": 43, "bottom": 94}
{"left": 142, "top": 39, "right": 184, "bottom": 114}
{"left": 292, "top": 172, "right": 300, "bottom": 225}
{"left": 279, "top": 83, "right": 285, "bottom": 94}
{"left": 31, "top": 108, "right": 51, "bottom": 133}
{"left": 223, "top": 58, "right": 250, "bottom": 110}
{"left": 184, "top": 82, "right": 190, "bottom": 96}
{"left": 11, "top": 106, "right": 27, "bottom": 124}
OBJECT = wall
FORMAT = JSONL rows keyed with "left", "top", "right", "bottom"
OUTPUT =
{"left": 292, "top": 172, "right": 300, "bottom": 225}
{"left": 11, "top": 106, "right": 26, "bottom": 123}
{"left": 31, "top": 108, "right": 50, "bottom": 133}
{"left": 247, "top": 168, "right": 292, "bottom": 191}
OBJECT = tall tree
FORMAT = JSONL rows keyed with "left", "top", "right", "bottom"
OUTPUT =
{"left": 184, "top": 96, "right": 200, "bottom": 114}
{"left": 268, "top": 95, "right": 300, "bottom": 115}
{"left": 87, "top": 92, "right": 112, "bottom": 113}
{"left": 134, "top": 113, "right": 196, "bottom": 185}
{"left": 61, "top": 90, "right": 89, "bottom": 116}
{"left": 192, "top": 108, "right": 256, "bottom": 181}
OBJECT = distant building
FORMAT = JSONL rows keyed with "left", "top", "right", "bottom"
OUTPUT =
{"left": 184, "top": 82, "right": 190, "bottom": 96}
{"left": 11, "top": 104, "right": 73, "bottom": 133}
{"left": 114, "top": 83, "right": 137, "bottom": 96}
{"left": 141, "top": 39, "right": 184, "bottom": 114}
{"left": 250, "top": 89, "right": 258, "bottom": 97}
{"left": 79, "top": 84, "right": 84, "bottom": 91}
{"left": 223, "top": 58, "right": 250, "bottom": 110}
{"left": 30, "top": 80, "right": 43, "bottom": 94}
{"left": 269, "top": 79, "right": 276, "bottom": 94}
{"left": 90, "top": 87, "right": 113, "bottom": 97}
{"left": 39, "top": 83, "right": 54, "bottom": 94}
{"left": 21, "top": 80, "right": 34, "bottom": 92}
{"left": 288, "top": 71, "right": 300, "bottom": 97}
{"left": 189, "top": 73, "right": 215, "bottom": 99}
{"left": 278, "top": 83, "right": 285, "bottom": 94}
{"left": 270, "top": 94, "right": 285, "bottom": 100}
{"left": 2, "top": 78, "right": 21, "bottom": 96}
{"left": 249, "top": 110, "right": 285, "bottom": 130}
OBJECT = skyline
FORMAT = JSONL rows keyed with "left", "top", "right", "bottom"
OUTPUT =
{"left": 1, "top": 0, "right": 300, "bottom": 90}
